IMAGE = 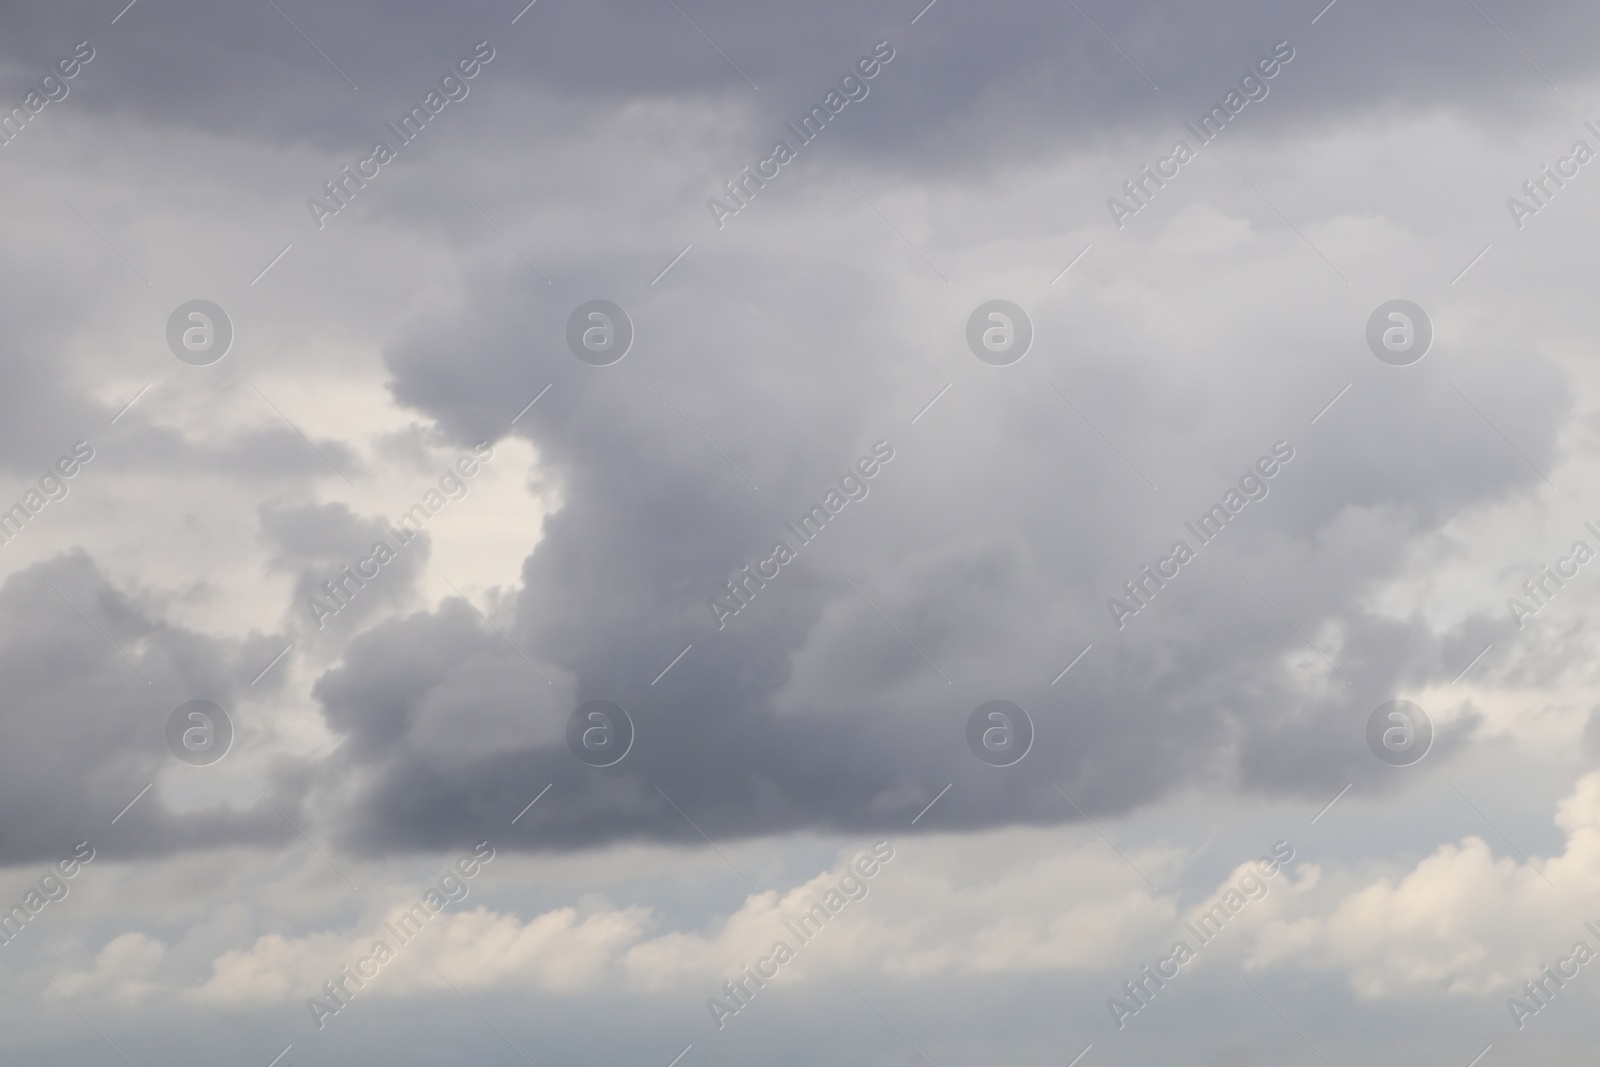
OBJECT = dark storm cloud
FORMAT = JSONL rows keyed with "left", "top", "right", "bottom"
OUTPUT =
{"left": 0, "top": 0, "right": 1591, "bottom": 162}
{"left": 0, "top": 0, "right": 1586, "bottom": 860}
{"left": 0, "top": 551, "right": 286, "bottom": 865}
{"left": 301, "top": 179, "right": 1572, "bottom": 854}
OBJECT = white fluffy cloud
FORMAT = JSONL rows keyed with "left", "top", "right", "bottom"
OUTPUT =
{"left": 63, "top": 832, "right": 1178, "bottom": 1007}
{"left": 1232, "top": 775, "right": 1600, "bottom": 999}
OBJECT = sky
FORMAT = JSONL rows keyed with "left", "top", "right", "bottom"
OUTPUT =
{"left": 1, "top": 0, "right": 1599, "bottom": 1064}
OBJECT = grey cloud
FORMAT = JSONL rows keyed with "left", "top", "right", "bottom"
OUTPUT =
{"left": 292, "top": 185, "right": 1571, "bottom": 853}
{"left": 0, "top": 551, "right": 286, "bottom": 865}
{"left": 0, "top": 0, "right": 1591, "bottom": 167}
{"left": 2, "top": 1, "right": 1600, "bottom": 1062}
{"left": 259, "top": 499, "right": 431, "bottom": 637}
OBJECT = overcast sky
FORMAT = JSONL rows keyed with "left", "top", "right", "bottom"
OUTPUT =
{"left": 3, "top": 0, "right": 1600, "bottom": 1064}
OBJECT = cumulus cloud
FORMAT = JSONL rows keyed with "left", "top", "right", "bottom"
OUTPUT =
{"left": 133, "top": 832, "right": 1181, "bottom": 1007}
{"left": 0, "top": 551, "right": 286, "bottom": 864}
{"left": 1232, "top": 774, "right": 1600, "bottom": 999}
{"left": 106, "top": 781, "right": 1600, "bottom": 1015}
{"left": 5, "top": 0, "right": 1600, "bottom": 1061}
